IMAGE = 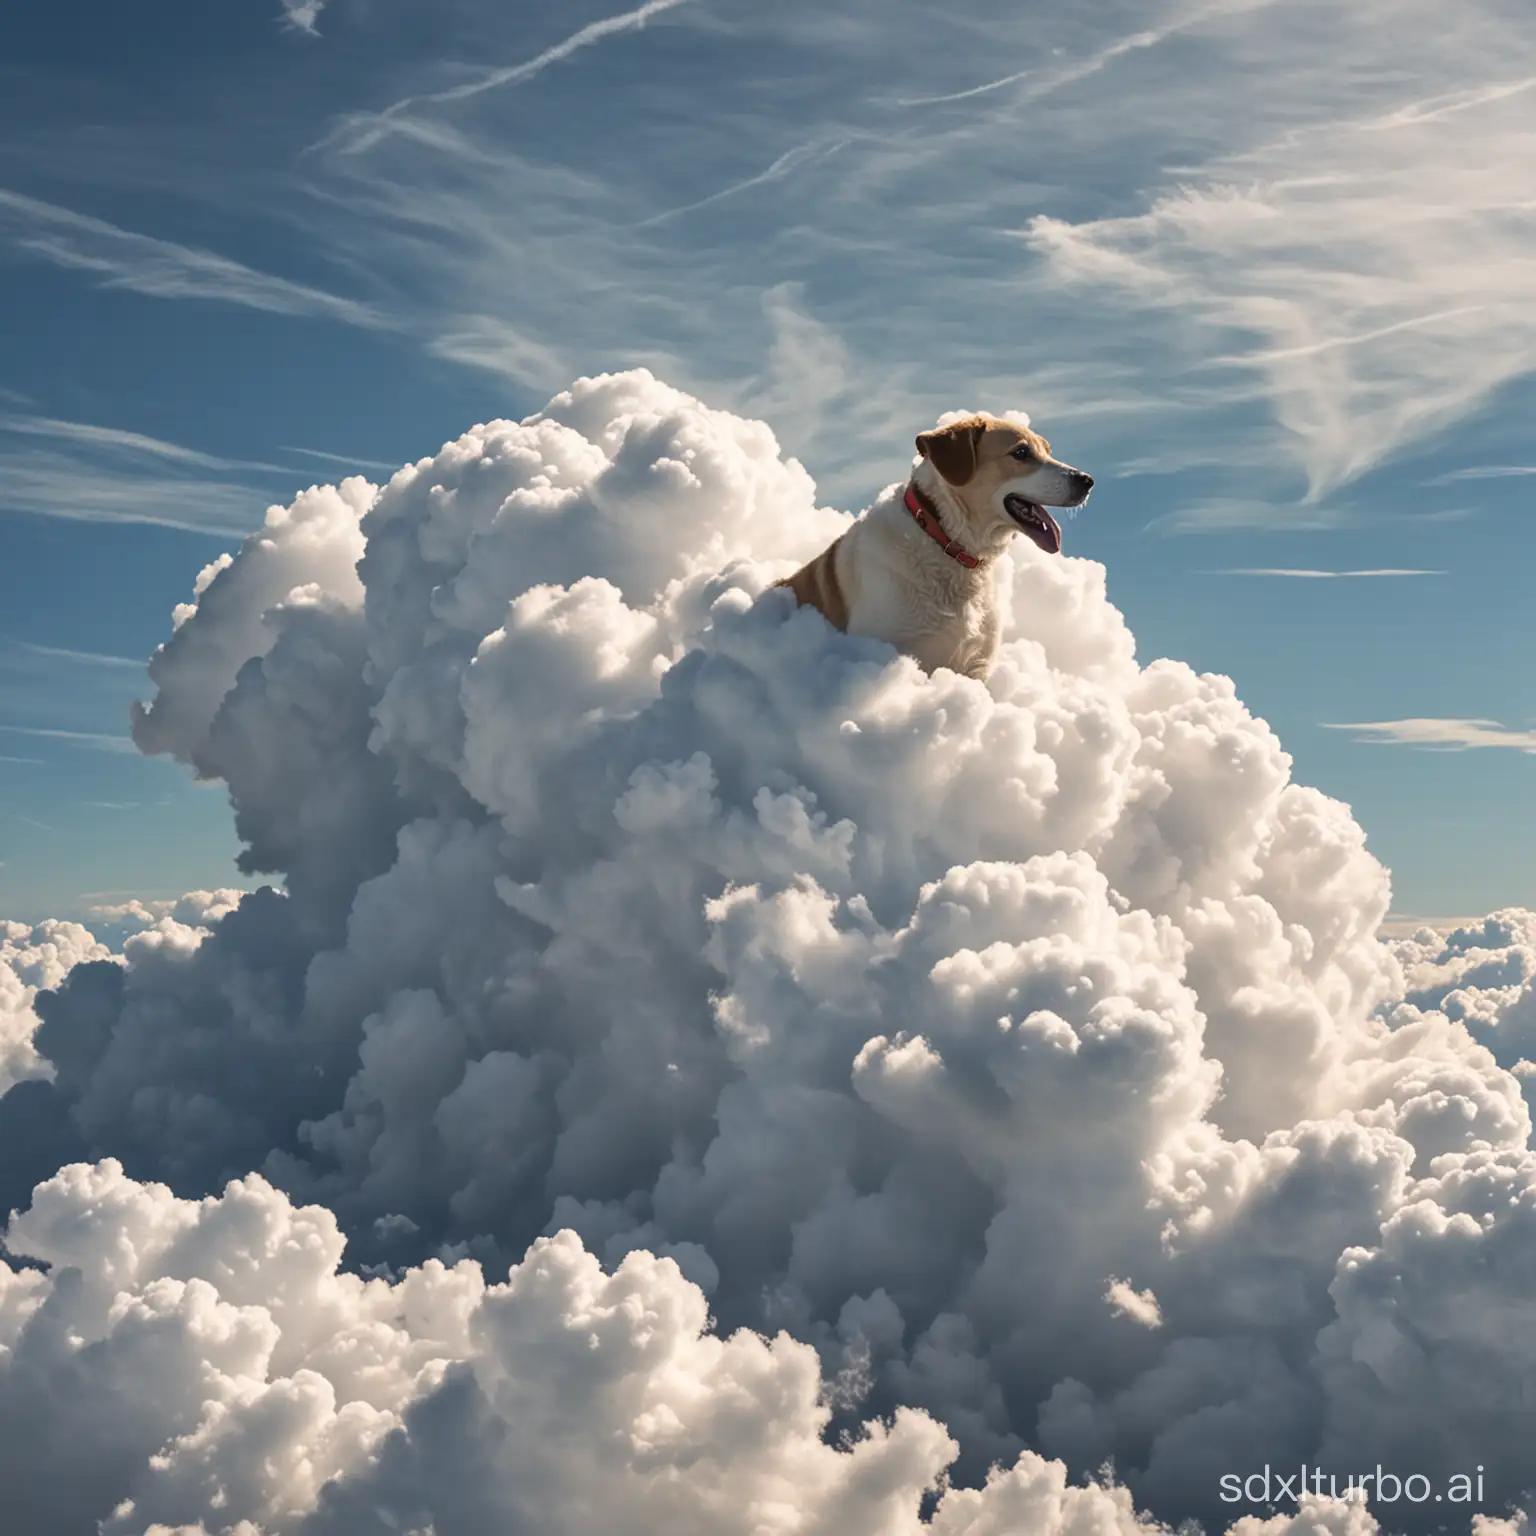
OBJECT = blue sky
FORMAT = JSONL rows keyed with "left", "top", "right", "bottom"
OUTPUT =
{"left": 0, "top": 0, "right": 1532, "bottom": 927}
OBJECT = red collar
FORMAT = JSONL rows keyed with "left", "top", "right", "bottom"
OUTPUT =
{"left": 903, "top": 482, "right": 979, "bottom": 569}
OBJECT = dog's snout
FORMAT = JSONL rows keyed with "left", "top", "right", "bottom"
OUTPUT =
{"left": 1077, "top": 472, "right": 1095, "bottom": 492}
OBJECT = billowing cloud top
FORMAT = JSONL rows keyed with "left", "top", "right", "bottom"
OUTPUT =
{"left": 2, "top": 370, "right": 1534, "bottom": 1534}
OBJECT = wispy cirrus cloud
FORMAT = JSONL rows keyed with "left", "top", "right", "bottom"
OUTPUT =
{"left": 19, "top": 0, "right": 1486, "bottom": 516}
{"left": 0, "top": 413, "right": 286, "bottom": 535}
{"left": 0, "top": 724, "right": 137, "bottom": 753}
{"left": 280, "top": 445, "right": 403, "bottom": 475}
{"left": 3, "top": 637, "right": 144, "bottom": 669}
{"left": 1427, "top": 464, "right": 1536, "bottom": 485}
{"left": 0, "top": 451, "right": 268, "bottom": 535}
{"left": 1379, "top": 911, "right": 1492, "bottom": 937}
{"left": 425, "top": 313, "right": 582, "bottom": 391}
{"left": 1, "top": 414, "right": 294, "bottom": 476}
{"left": 638, "top": 136, "right": 854, "bottom": 228}
{"left": 0, "top": 639, "right": 151, "bottom": 769}
{"left": 315, "top": 0, "right": 697, "bottom": 156}
{"left": 1209, "top": 567, "right": 1443, "bottom": 578}
{"left": 1322, "top": 717, "right": 1536, "bottom": 752}
{"left": 896, "top": 0, "right": 1270, "bottom": 108}
{"left": 291, "top": 5, "right": 1245, "bottom": 498}
{"left": 6, "top": 0, "right": 1531, "bottom": 523}
{"left": 280, "top": 0, "right": 1533, "bottom": 510}
{"left": 0, "top": 188, "right": 387, "bottom": 327}
{"left": 1145, "top": 499, "right": 1355, "bottom": 535}
{"left": 1023, "top": 4, "right": 1536, "bottom": 501}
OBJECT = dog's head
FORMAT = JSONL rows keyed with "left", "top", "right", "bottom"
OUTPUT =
{"left": 913, "top": 414, "right": 1093, "bottom": 555}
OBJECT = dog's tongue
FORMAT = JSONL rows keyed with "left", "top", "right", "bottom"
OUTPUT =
{"left": 1026, "top": 507, "right": 1062, "bottom": 555}
{"left": 1005, "top": 494, "right": 1064, "bottom": 555}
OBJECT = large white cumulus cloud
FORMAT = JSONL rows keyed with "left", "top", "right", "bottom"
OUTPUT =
{"left": 0, "top": 1158, "right": 1173, "bottom": 1536}
{"left": 2, "top": 369, "right": 1533, "bottom": 1533}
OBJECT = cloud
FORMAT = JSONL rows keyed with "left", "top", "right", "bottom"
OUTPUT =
{"left": 24, "top": 0, "right": 1527, "bottom": 527}
{"left": 1, "top": 371, "right": 1534, "bottom": 1532}
{"left": 0, "top": 414, "right": 312, "bottom": 536}
{"left": 281, "top": 445, "right": 404, "bottom": 475}
{"left": 0, "top": 188, "right": 387, "bottom": 328}
{"left": 0, "top": 636, "right": 159, "bottom": 785}
{"left": 1105, "top": 1277, "right": 1164, "bottom": 1329}
{"left": 424, "top": 0, "right": 694, "bottom": 106}
{"left": 62, "top": 889, "right": 252, "bottom": 959}
{"left": 1146, "top": 499, "right": 1356, "bottom": 535}
{"left": 1, "top": 919, "right": 111, "bottom": 1096}
{"left": 1377, "top": 913, "right": 1492, "bottom": 940}
{"left": 1022, "top": 0, "right": 1536, "bottom": 499}
{"left": 0, "top": 448, "right": 267, "bottom": 535}
{"left": 1208, "top": 568, "right": 1443, "bottom": 578}
{"left": 0, "top": 1158, "right": 1184, "bottom": 1536}
{"left": 1427, "top": 465, "right": 1536, "bottom": 485}
{"left": 0, "top": 422, "right": 294, "bottom": 538}
{"left": 279, "top": 0, "right": 326, "bottom": 33}
{"left": 286, "top": 3, "right": 1310, "bottom": 502}
{"left": 897, "top": 0, "right": 1273, "bottom": 109}
{"left": 1387, "top": 910, "right": 1536, "bottom": 1070}
{"left": 3, "top": 636, "right": 146, "bottom": 669}
{"left": 86, "top": 888, "right": 247, "bottom": 936}
{"left": 0, "top": 414, "right": 295, "bottom": 476}
{"left": 637, "top": 136, "right": 854, "bottom": 228}
{"left": 316, "top": 0, "right": 697, "bottom": 156}
{"left": 388, "top": 4, "right": 1536, "bottom": 504}
{"left": 1321, "top": 718, "right": 1536, "bottom": 752}
{"left": 0, "top": 725, "right": 137, "bottom": 752}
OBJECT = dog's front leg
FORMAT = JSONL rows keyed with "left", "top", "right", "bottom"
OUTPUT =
{"left": 962, "top": 607, "right": 1002, "bottom": 681}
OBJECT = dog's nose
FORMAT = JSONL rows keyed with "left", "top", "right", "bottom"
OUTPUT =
{"left": 1078, "top": 473, "right": 1095, "bottom": 492}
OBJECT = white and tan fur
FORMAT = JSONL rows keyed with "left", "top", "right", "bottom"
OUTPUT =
{"left": 775, "top": 414, "right": 1094, "bottom": 679}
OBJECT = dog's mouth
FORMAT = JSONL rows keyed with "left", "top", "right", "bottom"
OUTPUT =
{"left": 1004, "top": 495, "right": 1062, "bottom": 555}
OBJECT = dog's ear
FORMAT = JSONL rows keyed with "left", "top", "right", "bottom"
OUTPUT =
{"left": 915, "top": 419, "right": 985, "bottom": 486}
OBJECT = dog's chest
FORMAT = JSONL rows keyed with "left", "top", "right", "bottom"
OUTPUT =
{"left": 847, "top": 522, "right": 996, "bottom": 673}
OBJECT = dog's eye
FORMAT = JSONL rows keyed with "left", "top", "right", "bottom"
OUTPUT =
{"left": 1010, "top": 445, "right": 1034, "bottom": 461}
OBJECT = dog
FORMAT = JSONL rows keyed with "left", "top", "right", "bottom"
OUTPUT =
{"left": 774, "top": 414, "right": 1094, "bottom": 679}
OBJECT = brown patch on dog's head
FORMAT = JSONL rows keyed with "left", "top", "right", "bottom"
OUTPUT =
{"left": 915, "top": 417, "right": 988, "bottom": 486}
